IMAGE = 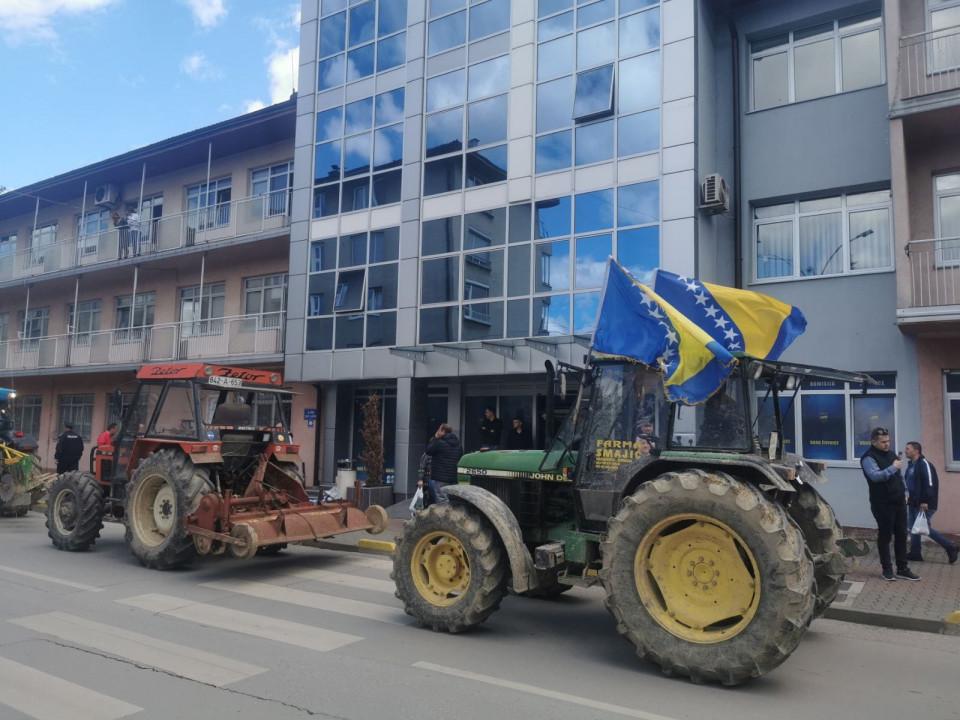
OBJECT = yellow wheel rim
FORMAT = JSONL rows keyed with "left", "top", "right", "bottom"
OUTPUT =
{"left": 635, "top": 514, "right": 760, "bottom": 644}
{"left": 411, "top": 531, "right": 471, "bottom": 607}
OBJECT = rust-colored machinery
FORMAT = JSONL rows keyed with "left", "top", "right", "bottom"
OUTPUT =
{"left": 47, "top": 363, "right": 387, "bottom": 568}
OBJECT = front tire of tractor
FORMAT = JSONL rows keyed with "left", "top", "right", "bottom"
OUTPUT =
{"left": 601, "top": 470, "right": 815, "bottom": 686}
{"left": 124, "top": 449, "right": 214, "bottom": 570}
{"left": 788, "top": 484, "right": 845, "bottom": 618}
{"left": 393, "top": 502, "right": 508, "bottom": 633}
{"left": 45, "top": 471, "right": 104, "bottom": 551}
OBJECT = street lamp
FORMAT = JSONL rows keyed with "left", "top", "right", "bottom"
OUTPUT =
{"left": 818, "top": 228, "right": 874, "bottom": 275}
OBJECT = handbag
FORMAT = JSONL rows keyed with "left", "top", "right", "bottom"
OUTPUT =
{"left": 408, "top": 486, "right": 424, "bottom": 516}
{"left": 911, "top": 510, "right": 930, "bottom": 537}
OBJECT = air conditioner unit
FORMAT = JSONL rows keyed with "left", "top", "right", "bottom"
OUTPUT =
{"left": 700, "top": 174, "right": 729, "bottom": 215}
{"left": 93, "top": 184, "right": 118, "bottom": 207}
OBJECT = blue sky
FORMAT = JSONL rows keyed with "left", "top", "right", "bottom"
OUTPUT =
{"left": 0, "top": 0, "right": 300, "bottom": 191}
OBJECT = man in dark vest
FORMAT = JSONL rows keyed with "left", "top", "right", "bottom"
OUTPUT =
{"left": 54, "top": 422, "right": 84, "bottom": 474}
{"left": 860, "top": 427, "right": 920, "bottom": 581}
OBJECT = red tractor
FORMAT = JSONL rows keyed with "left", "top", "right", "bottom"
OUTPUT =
{"left": 45, "top": 363, "right": 387, "bottom": 569}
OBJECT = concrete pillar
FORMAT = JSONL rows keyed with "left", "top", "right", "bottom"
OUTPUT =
{"left": 394, "top": 377, "right": 414, "bottom": 497}
{"left": 320, "top": 383, "right": 337, "bottom": 486}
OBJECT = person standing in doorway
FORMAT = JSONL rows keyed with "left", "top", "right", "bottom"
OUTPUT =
{"left": 505, "top": 416, "right": 532, "bottom": 450}
{"left": 905, "top": 441, "right": 958, "bottom": 564}
{"left": 424, "top": 423, "right": 462, "bottom": 502}
{"left": 54, "top": 422, "right": 84, "bottom": 474}
{"left": 479, "top": 407, "right": 503, "bottom": 450}
{"left": 860, "top": 427, "right": 920, "bottom": 581}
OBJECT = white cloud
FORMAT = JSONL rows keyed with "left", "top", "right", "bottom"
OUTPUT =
{"left": 268, "top": 45, "right": 299, "bottom": 103}
{"left": 0, "top": 0, "right": 116, "bottom": 45}
{"left": 244, "top": 99, "right": 266, "bottom": 113}
{"left": 182, "top": 0, "right": 226, "bottom": 29}
{"left": 180, "top": 52, "right": 222, "bottom": 80}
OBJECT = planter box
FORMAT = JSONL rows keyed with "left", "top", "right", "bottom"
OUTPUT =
{"left": 346, "top": 484, "right": 394, "bottom": 510}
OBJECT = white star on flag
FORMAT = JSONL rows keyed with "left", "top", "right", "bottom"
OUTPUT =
{"left": 694, "top": 292, "right": 709, "bottom": 306}
{"left": 684, "top": 279, "right": 699, "bottom": 292}
{"left": 665, "top": 328, "right": 678, "bottom": 345}
{"left": 704, "top": 305, "right": 720, "bottom": 319}
{"left": 714, "top": 316, "right": 730, "bottom": 330}
{"left": 640, "top": 293, "right": 655, "bottom": 308}
{"left": 728, "top": 341, "right": 741, "bottom": 350}
{"left": 662, "top": 347, "right": 676, "bottom": 361}
{"left": 648, "top": 307, "right": 664, "bottom": 320}
{"left": 723, "top": 327, "right": 738, "bottom": 342}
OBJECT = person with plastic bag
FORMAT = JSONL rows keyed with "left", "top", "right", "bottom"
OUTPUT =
{"left": 424, "top": 423, "right": 461, "bottom": 502}
{"left": 905, "top": 441, "right": 958, "bottom": 564}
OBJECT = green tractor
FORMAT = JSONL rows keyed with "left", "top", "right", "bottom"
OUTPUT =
{"left": 393, "top": 357, "right": 861, "bottom": 685}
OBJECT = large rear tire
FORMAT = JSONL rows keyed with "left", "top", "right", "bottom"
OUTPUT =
{"left": 124, "top": 450, "right": 213, "bottom": 570}
{"left": 45, "top": 471, "right": 104, "bottom": 551}
{"left": 393, "top": 502, "right": 508, "bottom": 632}
{"left": 788, "top": 484, "right": 845, "bottom": 618}
{"left": 601, "top": 470, "right": 815, "bottom": 686}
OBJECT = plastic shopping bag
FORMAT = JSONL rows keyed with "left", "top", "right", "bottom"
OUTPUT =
{"left": 408, "top": 486, "right": 424, "bottom": 516}
{"left": 911, "top": 510, "right": 930, "bottom": 537}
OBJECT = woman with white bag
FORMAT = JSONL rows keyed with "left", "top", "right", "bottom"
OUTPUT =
{"left": 905, "top": 442, "right": 959, "bottom": 564}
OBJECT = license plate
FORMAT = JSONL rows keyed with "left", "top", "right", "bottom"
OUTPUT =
{"left": 208, "top": 375, "right": 243, "bottom": 388}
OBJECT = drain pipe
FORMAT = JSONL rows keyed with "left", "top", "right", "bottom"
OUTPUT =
{"left": 729, "top": 18, "right": 743, "bottom": 289}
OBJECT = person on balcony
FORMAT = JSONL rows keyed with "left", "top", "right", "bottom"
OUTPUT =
{"left": 113, "top": 211, "right": 130, "bottom": 259}
{"left": 126, "top": 208, "right": 141, "bottom": 257}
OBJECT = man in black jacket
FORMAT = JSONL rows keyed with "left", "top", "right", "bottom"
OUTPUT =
{"left": 479, "top": 408, "right": 503, "bottom": 450}
{"left": 860, "top": 427, "right": 920, "bottom": 581}
{"left": 424, "top": 424, "right": 462, "bottom": 502}
{"left": 905, "top": 441, "right": 958, "bottom": 564}
{"left": 54, "top": 422, "right": 84, "bottom": 474}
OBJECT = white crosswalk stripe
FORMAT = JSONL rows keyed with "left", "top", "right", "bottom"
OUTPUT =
{"left": 202, "top": 579, "right": 405, "bottom": 624}
{"left": 321, "top": 554, "right": 394, "bottom": 572}
{"left": 0, "top": 564, "right": 103, "bottom": 592}
{"left": 0, "top": 656, "right": 141, "bottom": 720}
{"left": 116, "top": 594, "right": 362, "bottom": 651}
{"left": 10, "top": 612, "right": 267, "bottom": 687}
{"left": 289, "top": 568, "right": 397, "bottom": 595}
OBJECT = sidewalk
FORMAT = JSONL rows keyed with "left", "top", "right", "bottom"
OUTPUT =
{"left": 824, "top": 536, "right": 960, "bottom": 634}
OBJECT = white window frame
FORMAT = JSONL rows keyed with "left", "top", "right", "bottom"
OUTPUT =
{"left": 250, "top": 162, "right": 293, "bottom": 217}
{"left": 934, "top": 171, "right": 960, "bottom": 266}
{"left": 944, "top": 370, "right": 960, "bottom": 470}
{"left": 753, "top": 191, "right": 894, "bottom": 283}
{"left": 68, "top": 298, "right": 102, "bottom": 338}
{"left": 749, "top": 13, "right": 885, "bottom": 111}
{"left": 243, "top": 273, "right": 288, "bottom": 327}
{"left": 759, "top": 374, "right": 897, "bottom": 466}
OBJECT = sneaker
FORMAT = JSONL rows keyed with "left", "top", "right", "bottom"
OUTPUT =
{"left": 881, "top": 569, "right": 896, "bottom": 581}
{"left": 896, "top": 569, "right": 921, "bottom": 581}
{"left": 948, "top": 547, "right": 959, "bottom": 565}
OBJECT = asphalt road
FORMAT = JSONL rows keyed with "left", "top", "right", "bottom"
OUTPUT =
{"left": 0, "top": 512, "right": 957, "bottom": 720}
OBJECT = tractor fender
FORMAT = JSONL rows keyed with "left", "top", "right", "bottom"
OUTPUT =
{"left": 443, "top": 484, "right": 538, "bottom": 594}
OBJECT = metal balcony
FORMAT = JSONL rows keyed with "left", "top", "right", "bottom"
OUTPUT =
{"left": 0, "top": 312, "right": 285, "bottom": 373}
{"left": 0, "top": 190, "right": 290, "bottom": 284}
{"left": 897, "top": 25, "right": 960, "bottom": 101}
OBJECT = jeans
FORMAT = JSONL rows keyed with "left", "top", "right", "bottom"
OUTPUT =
{"left": 426, "top": 479, "right": 448, "bottom": 505}
{"left": 908, "top": 507, "right": 958, "bottom": 556}
{"left": 871, "top": 501, "right": 908, "bottom": 573}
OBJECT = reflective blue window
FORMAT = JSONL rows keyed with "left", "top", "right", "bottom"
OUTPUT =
{"left": 322, "top": 0, "right": 347, "bottom": 15}
{"left": 339, "top": 233, "right": 367, "bottom": 267}
{"left": 536, "top": 131, "right": 572, "bottom": 173}
{"left": 536, "top": 76, "right": 573, "bottom": 132}
{"left": 620, "top": 7, "right": 659, "bottom": 57}
{"left": 367, "top": 312, "right": 397, "bottom": 347}
{"left": 619, "top": 52, "right": 660, "bottom": 113}
{"left": 618, "top": 181, "right": 659, "bottom": 226}
{"left": 426, "top": 108, "right": 464, "bottom": 157}
{"left": 309, "top": 272, "right": 335, "bottom": 315}
{"left": 575, "top": 120, "right": 613, "bottom": 166}
{"left": 313, "top": 184, "right": 340, "bottom": 218}
{"left": 508, "top": 244, "right": 531, "bottom": 295}
{"left": 420, "top": 307, "right": 459, "bottom": 343}
{"left": 618, "top": 110, "right": 659, "bottom": 157}
{"left": 468, "top": 55, "right": 510, "bottom": 100}
{"left": 377, "top": 33, "right": 406, "bottom": 71}
{"left": 535, "top": 196, "right": 571, "bottom": 238}
{"left": 467, "top": 95, "right": 508, "bottom": 147}
{"left": 574, "top": 64, "right": 614, "bottom": 119}
{"left": 335, "top": 314, "right": 365, "bottom": 349}
{"left": 575, "top": 233, "right": 611, "bottom": 288}
{"left": 430, "top": 0, "right": 466, "bottom": 18}
{"left": 349, "top": 2, "right": 376, "bottom": 47}
{"left": 315, "top": 140, "right": 342, "bottom": 183}
{"left": 316, "top": 107, "right": 343, "bottom": 142}
{"left": 370, "top": 227, "right": 400, "bottom": 262}
{"left": 424, "top": 155, "right": 464, "bottom": 195}
{"left": 535, "top": 239, "right": 570, "bottom": 291}
{"left": 618, "top": 226, "right": 659, "bottom": 282}
{"left": 310, "top": 238, "right": 337, "bottom": 272}
{"left": 372, "top": 170, "right": 402, "bottom": 206}
{"left": 306, "top": 317, "right": 333, "bottom": 350}
{"left": 373, "top": 126, "right": 403, "bottom": 170}
{"left": 465, "top": 207, "right": 506, "bottom": 247}
{"left": 577, "top": 21, "right": 615, "bottom": 69}
{"left": 422, "top": 258, "right": 460, "bottom": 304}
{"left": 345, "top": 97, "right": 373, "bottom": 134}
{"left": 344, "top": 134, "right": 371, "bottom": 177}
{"left": 621, "top": 0, "right": 658, "bottom": 11}
{"left": 347, "top": 43, "right": 375, "bottom": 81}
{"left": 573, "top": 291, "right": 601, "bottom": 334}
{"left": 427, "top": 69, "right": 466, "bottom": 112}
{"left": 575, "top": 189, "right": 614, "bottom": 233}
{"left": 462, "top": 302, "right": 504, "bottom": 341}
{"left": 470, "top": 0, "right": 510, "bottom": 41}
{"left": 429, "top": 11, "right": 466, "bottom": 55}
{"left": 375, "top": 88, "right": 405, "bottom": 125}
{"left": 577, "top": 0, "right": 613, "bottom": 28}
{"left": 538, "top": 10, "right": 573, "bottom": 42}
{"left": 319, "top": 12, "right": 346, "bottom": 57}
{"left": 466, "top": 145, "right": 507, "bottom": 186}
{"left": 534, "top": 295, "right": 571, "bottom": 336}
{"left": 538, "top": 35, "right": 575, "bottom": 81}
{"left": 379, "top": 1, "right": 407, "bottom": 36}
{"left": 507, "top": 298, "right": 530, "bottom": 337}
{"left": 318, "top": 54, "right": 346, "bottom": 90}
{"left": 422, "top": 216, "right": 462, "bottom": 255}
{"left": 538, "top": 0, "right": 573, "bottom": 18}
{"left": 509, "top": 204, "right": 532, "bottom": 244}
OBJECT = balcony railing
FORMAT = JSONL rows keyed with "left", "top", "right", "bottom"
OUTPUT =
{"left": 898, "top": 25, "right": 960, "bottom": 100}
{"left": 0, "top": 190, "right": 290, "bottom": 283}
{"left": 0, "top": 312, "right": 285, "bottom": 373}
{"left": 904, "top": 238, "right": 960, "bottom": 308}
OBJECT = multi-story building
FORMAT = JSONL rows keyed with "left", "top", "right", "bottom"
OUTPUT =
{"left": 887, "top": 0, "right": 960, "bottom": 531}
{"left": 0, "top": 100, "right": 320, "bottom": 480}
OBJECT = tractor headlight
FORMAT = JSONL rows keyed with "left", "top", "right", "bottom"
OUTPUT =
{"left": 276, "top": 433, "right": 286, "bottom": 443}
{"left": 8, "top": 391, "right": 15, "bottom": 400}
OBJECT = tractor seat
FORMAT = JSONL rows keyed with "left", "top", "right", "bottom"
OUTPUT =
{"left": 210, "top": 402, "right": 253, "bottom": 427}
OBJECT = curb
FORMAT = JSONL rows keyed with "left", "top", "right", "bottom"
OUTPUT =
{"left": 824, "top": 606, "right": 953, "bottom": 635}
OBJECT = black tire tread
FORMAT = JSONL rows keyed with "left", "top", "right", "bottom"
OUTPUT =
{"left": 789, "top": 485, "right": 845, "bottom": 618}
{"left": 45, "top": 471, "right": 104, "bottom": 551}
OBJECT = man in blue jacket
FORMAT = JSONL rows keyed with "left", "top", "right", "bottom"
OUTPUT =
{"left": 905, "top": 441, "right": 958, "bottom": 564}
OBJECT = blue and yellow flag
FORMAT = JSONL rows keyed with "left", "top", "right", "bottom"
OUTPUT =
{"left": 652, "top": 270, "right": 806, "bottom": 360}
{"left": 592, "top": 261, "right": 736, "bottom": 405}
